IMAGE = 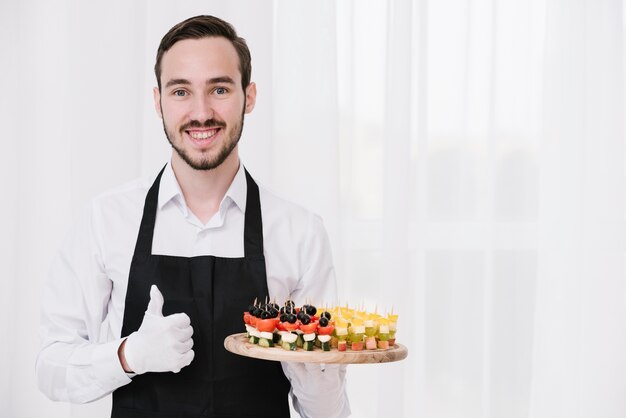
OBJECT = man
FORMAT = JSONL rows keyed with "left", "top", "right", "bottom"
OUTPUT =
{"left": 37, "top": 15, "right": 350, "bottom": 418}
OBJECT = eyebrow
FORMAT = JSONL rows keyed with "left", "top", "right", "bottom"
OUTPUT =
{"left": 207, "top": 76, "right": 235, "bottom": 85}
{"left": 164, "top": 76, "right": 236, "bottom": 89}
{"left": 164, "top": 78, "right": 191, "bottom": 89}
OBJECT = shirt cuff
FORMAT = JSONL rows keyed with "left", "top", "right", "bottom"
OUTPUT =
{"left": 281, "top": 362, "right": 351, "bottom": 418}
{"left": 92, "top": 338, "right": 133, "bottom": 392}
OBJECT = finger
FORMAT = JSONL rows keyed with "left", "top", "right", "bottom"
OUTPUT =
{"left": 146, "top": 285, "right": 164, "bottom": 317}
{"left": 173, "top": 338, "right": 194, "bottom": 354}
{"left": 166, "top": 312, "right": 191, "bottom": 328}
{"left": 173, "top": 325, "right": 193, "bottom": 341}
{"left": 181, "top": 349, "right": 195, "bottom": 367}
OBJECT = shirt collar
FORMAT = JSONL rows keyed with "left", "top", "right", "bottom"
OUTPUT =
{"left": 157, "top": 161, "right": 248, "bottom": 217}
{"left": 226, "top": 162, "right": 247, "bottom": 213}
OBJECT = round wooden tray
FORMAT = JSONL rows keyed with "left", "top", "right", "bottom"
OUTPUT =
{"left": 224, "top": 333, "right": 408, "bottom": 364}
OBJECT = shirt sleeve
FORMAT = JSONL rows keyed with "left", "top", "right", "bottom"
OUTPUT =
{"left": 281, "top": 213, "right": 351, "bottom": 417}
{"left": 36, "top": 200, "right": 132, "bottom": 403}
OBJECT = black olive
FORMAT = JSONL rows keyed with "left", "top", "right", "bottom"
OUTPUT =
{"left": 270, "top": 308, "right": 279, "bottom": 318}
{"left": 321, "top": 311, "right": 331, "bottom": 320}
{"left": 248, "top": 304, "right": 256, "bottom": 314}
{"left": 260, "top": 310, "right": 271, "bottom": 319}
{"left": 280, "top": 313, "right": 288, "bottom": 322}
{"left": 305, "top": 305, "right": 317, "bottom": 316}
{"left": 253, "top": 307, "right": 262, "bottom": 317}
{"left": 270, "top": 302, "right": 280, "bottom": 311}
{"left": 285, "top": 300, "right": 295, "bottom": 307}
{"left": 301, "top": 314, "right": 311, "bottom": 325}
{"left": 297, "top": 310, "right": 306, "bottom": 321}
{"left": 319, "top": 317, "right": 329, "bottom": 327}
{"left": 287, "top": 313, "right": 297, "bottom": 324}
{"left": 279, "top": 306, "right": 286, "bottom": 314}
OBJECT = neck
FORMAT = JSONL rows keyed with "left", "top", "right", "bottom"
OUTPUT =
{"left": 171, "top": 148, "right": 240, "bottom": 224}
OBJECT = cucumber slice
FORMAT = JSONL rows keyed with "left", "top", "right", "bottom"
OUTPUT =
{"left": 258, "top": 338, "right": 274, "bottom": 348}
{"left": 303, "top": 341, "right": 315, "bottom": 351}
{"left": 282, "top": 341, "right": 297, "bottom": 351}
{"left": 249, "top": 336, "right": 260, "bottom": 344}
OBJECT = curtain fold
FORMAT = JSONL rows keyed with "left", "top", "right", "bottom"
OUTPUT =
{"left": 530, "top": 1, "right": 626, "bottom": 417}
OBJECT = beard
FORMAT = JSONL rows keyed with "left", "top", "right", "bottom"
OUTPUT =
{"left": 162, "top": 106, "right": 245, "bottom": 171}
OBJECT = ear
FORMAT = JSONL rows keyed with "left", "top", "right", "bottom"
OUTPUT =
{"left": 153, "top": 87, "right": 163, "bottom": 118}
{"left": 244, "top": 82, "right": 257, "bottom": 114}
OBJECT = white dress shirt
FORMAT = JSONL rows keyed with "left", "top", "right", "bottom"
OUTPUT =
{"left": 36, "top": 161, "right": 350, "bottom": 417}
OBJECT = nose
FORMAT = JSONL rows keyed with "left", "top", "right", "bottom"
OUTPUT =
{"left": 193, "top": 94, "right": 214, "bottom": 122}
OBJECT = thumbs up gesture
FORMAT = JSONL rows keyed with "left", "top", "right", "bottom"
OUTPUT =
{"left": 123, "top": 285, "right": 195, "bottom": 374}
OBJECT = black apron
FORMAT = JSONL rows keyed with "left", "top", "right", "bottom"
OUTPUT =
{"left": 111, "top": 166, "right": 291, "bottom": 418}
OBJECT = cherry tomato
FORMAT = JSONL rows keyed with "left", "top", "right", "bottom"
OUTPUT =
{"left": 299, "top": 321, "right": 318, "bottom": 334}
{"left": 256, "top": 319, "right": 276, "bottom": 333}
{"left": 282, "top": 321, "right": 300, "bottom": 332}
{"left": 317, "top": 325, "right": 335, "bottom": 336}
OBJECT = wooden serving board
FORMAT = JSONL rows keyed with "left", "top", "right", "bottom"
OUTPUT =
{"left": 224, "top": 333, "right": 408, "bottom": 364}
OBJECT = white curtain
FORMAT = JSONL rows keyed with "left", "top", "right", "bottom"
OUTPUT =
{"left": 0, "top": 1, "right": 623, "bottom": 417}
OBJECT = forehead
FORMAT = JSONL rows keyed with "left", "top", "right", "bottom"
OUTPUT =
{"left": 160, "top": 37, "right": 241, "bottom": 86}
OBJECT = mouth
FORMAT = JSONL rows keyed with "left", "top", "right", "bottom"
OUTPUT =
{"left": 185, "top": 128, "right": 221, "bottom": 146}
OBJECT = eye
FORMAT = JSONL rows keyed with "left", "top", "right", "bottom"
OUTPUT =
{"left": 214, "top": 87, "right": 228, "bottom": 95}
{"left": 173, "top": 89, "right": 187, "bottom": 97}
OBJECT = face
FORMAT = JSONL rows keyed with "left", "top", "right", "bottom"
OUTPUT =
{"left": 154, "top": 37, "right": 256, "bottom": 171}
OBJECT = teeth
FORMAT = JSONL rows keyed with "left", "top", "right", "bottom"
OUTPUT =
{"left": 190, "top": 130, "right": 217, "bottom": 139}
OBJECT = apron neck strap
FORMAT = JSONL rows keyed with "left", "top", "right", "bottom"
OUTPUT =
{"left": 243, "top": 168, "right": 264, "bottom": 257}
{"left": 133, "top": 164, "right": 265, "bottom": 260}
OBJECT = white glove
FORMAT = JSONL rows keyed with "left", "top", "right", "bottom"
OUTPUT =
{"left": 123, "top": 285, "right": 195, "bottom": 374}
{"left": 281, "top": 362, "right": 351, "bottom": 418}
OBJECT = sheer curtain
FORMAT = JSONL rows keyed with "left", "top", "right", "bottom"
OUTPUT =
{"left": 0, "top": 1, "right": 624, "bottom": 417}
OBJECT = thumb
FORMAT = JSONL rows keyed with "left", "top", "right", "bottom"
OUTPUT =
{"left": 146, "top": 284, "right": 164, "bottom": 317}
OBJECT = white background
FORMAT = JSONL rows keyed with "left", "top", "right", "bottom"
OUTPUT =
{"left": 1, "top": 0, "right": 625, "bottom": 417}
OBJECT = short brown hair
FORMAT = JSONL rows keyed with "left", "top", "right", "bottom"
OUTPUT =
{"left": 154, "top": 15, "right": 252, "bottom": 92}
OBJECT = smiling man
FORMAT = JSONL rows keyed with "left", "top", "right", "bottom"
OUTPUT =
{"left": 157, "top": 36, "right": 250, "bottom": 173}
{"left": 37, "top": 15, "right": 350, "bottom": 418}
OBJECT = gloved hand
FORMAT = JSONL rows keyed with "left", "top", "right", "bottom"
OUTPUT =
{"left": 281, "top": 362, "right": 351, "bottom": 418}
{"left": 123, "top": 285, "right": 194, "bottom": 374}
